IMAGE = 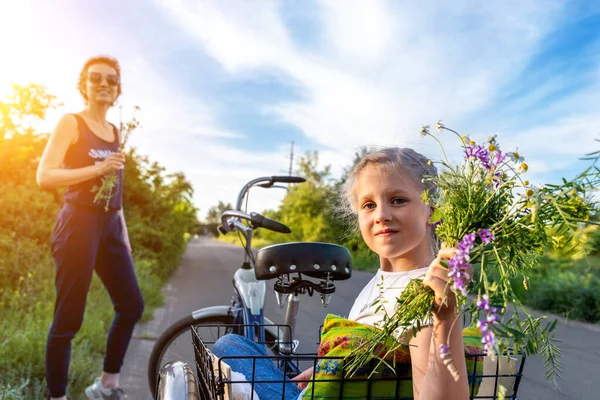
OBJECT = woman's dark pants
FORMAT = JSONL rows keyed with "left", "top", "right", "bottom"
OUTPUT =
{"left": 45, "top": 204, "right": 144, "bottom": 397}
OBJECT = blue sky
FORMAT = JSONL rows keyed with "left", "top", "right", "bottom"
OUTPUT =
{"left": 2, "top": 0, "right": 600, "bottom": 218}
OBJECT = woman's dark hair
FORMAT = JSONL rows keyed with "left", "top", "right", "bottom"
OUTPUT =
{"left": 78, "top": 55, "right": 122, "bottom": 103}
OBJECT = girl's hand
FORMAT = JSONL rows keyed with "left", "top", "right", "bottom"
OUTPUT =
{"left": 423, "top": 247, "right": 473, "bottom": 320}
{"left": 97, "top": 153, "right": 126, "bottom": 176}
{"left": 292, "top": 367, "right": 314, "bottom": 389}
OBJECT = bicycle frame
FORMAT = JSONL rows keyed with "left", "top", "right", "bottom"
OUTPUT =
{"left": 219, "top": 176, "right": 306, "bottom": 374}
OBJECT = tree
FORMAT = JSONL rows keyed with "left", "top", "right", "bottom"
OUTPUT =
{"left": 0, "top": 83, "right": 59, "bottom": 141}
{"left": 202, "top": 201, "right": 233, "bottom": 237}
{"left": 257, "top": 151, "right": 339, "bottom": 243}
{"left": 206, "top": 201, "right": 233, "bottom": 225}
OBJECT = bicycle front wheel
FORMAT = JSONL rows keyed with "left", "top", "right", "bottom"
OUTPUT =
{"left": 148, "top": 312, "right": 238, "bottom": 397}
{"left": 147, "top": 311, "right": 281, "bottom": 398}
{"left": 155, "top": 361, "right": 202, "bottom": 400}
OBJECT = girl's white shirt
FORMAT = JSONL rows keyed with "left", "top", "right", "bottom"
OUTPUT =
{"left": 295, "top": 267, "right": 431, "bottom": 400}
{"left": 348, "top": 266, "right": 430, "bottom": 336}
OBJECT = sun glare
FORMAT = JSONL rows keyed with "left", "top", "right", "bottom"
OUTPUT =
{"left": 0, "top": 1, "right": 87, "bottom": 131}
{"left": 0, "top": 2, "right": 30, "bottom": 98}
{"left": 0, "top": 2, "right": 73, "bottom": 99}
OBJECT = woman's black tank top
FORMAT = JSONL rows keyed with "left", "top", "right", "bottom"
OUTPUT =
{"left": 62, "top": 114, "right": 123, "bottom": 210}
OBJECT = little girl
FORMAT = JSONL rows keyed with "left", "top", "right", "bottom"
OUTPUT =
{"left": 212, "top": 147, "right": 470, "bottom": 400}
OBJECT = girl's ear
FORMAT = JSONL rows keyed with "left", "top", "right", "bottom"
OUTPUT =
{"left": 426, "top": 206, "right": 436, "bottom": 226}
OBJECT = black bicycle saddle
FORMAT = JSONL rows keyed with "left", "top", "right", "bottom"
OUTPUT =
{"left": 254, "top": 242, "right": 352, "bottom": 281}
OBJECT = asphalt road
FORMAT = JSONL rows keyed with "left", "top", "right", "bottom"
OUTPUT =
{"left": 121, "top": 237, "right": 600, "bottom": 399}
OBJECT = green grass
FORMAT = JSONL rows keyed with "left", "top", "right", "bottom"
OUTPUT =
{"left": 0, "top": 254, "right": 165, "bottom": 399}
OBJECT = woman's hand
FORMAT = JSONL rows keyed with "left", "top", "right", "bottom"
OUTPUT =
{"left": 124, "top": 235, "right": 132, "bottom": 254}
{"left": 97, "top": 153, "right": 126, "bottom": 176}
{"left": 423, "top": 247, "right": 473, "bottom": 320}
{"left": 291, "top": 367, "right": 314, "bottom": 390}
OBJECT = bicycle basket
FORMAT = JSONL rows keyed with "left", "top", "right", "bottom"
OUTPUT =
{"left": 192, "top": 324, "right": 525, "bottom": 400}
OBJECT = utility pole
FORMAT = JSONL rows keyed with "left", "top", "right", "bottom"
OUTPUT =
{"left": 288, "top": 140, "right": 294, "bottom": 176}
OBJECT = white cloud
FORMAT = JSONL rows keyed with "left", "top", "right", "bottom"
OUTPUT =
{"left": 157, "top": 1, "right": 571, "bottom": 149}
{"left": 159, "top": 0, "right": 293, "bottom": 74}
{"left": 6, "top": 0, "right": 600, "bottom": 221}
{"left": 121, "top": 58, "right": 242, "bottom": 140}
{"left": 319, "top": 0, "right": 394, "bottom": 62}
{"left": 158, "top": 0, "right": 600, "bottom": 192}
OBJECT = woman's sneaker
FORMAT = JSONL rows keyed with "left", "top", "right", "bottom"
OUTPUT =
{"left": 84, "top": 377, "right": 127, "bottom": 399}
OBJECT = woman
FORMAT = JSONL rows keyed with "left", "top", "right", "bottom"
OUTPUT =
{"left": 37, "top": 56, "right": 144, "bottom": 400}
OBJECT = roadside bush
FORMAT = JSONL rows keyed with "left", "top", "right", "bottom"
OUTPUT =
{"left": 512, "top": 257, "right": 600, "bottom": 323}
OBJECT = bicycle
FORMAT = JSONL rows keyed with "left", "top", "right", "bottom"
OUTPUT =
{"left": 149, "top": 175, "right": 526, "bottom": 400}
{"left": 148, "top": 174, "right": 353, "bottom": 395}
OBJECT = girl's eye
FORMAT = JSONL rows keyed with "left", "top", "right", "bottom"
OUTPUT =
{"left": 362, "top": 202, "right": 376, "bottom": 210}
{"left": 392, "top": 197, "right": 407, "bottom": 205}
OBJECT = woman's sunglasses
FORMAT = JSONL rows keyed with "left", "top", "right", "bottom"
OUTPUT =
{"left": 87, "top": 72, "right": 119, "bottom": 87}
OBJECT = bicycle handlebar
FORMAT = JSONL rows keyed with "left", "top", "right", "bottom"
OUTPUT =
{"left": 220, "top": 210, "right": 291, "bottom": 234}
{"left": 235, "top": 175, "right": 305, "bottom": 210}
{"left": 250, "top": 212, "right": 291, "bottom": 233}
{"left": 271, "top": 175, "right": 306, "bottom": 183}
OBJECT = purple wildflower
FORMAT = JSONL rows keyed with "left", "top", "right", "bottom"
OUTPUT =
{"left": 491, "top": 170, "right": 502, "bottom": 188}
{"left": 477, "top": 229, "right": 495, "bottom": 245}
{"left": 476, "top": 295, "right": 490, "bottom": 311}
{"left": 448, "top": 233, "right": 476, "bottom": 296}
{"left": 448, "top": 230, "right": 495, "bottom": 296}
{"left": 465, "top": 144, "right": 492, "bottom": 170}
{"left": 439, "top": 344, "right": 451, "bottom": 360}
{"left": 464, "top": 144, "right": 477, "bottom": 158}
{"left": 430, "top": 220, "right": 442, "bottom": 230}
{"left": 476, "top": 295, "right": 499, "bottom": 356}
{"left": 495, "top": 150, "right": 506, "bottom": 164}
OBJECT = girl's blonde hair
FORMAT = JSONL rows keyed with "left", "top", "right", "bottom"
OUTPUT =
{"left": 339, "top": 147, "right": 440, "bottom": 255}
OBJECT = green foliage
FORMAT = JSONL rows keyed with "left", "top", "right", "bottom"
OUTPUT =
{"left": 0, "top": 84, "right": 197, "bottom": 397}
{"left": 121, "top": 151, "right": 197, "bottom": 279}
{"left": 202, "top": 201, "right": 234, "bottom": 237}
{"left": 512, "top": 256, "right": 600, "bottom": 323}
{"left": 579, "top": 225, "right": 600, "bottom": 257}
{"left": 0, "top": 83, "right": 60, "bottom": 140}
{"left": 206, "top": 201, "right": 233, "bottom": 224}
{"left": 259, "top": 151, "right": 341, "bottom": 244}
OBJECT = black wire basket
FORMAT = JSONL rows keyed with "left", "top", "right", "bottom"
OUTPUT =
{"left": 192, "top": 323, "right": 525, "bottom": 400}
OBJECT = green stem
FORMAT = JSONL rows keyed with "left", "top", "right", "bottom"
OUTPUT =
{"left": 425, "top": 132, "right": 451, "bottom": 166}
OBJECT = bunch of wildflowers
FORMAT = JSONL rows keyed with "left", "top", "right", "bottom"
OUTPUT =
{"left": 91, "top": 106, "right": 140, "bottom": 211}
{"left": 346, "top": 121, "right": 595, "bottom": 386}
